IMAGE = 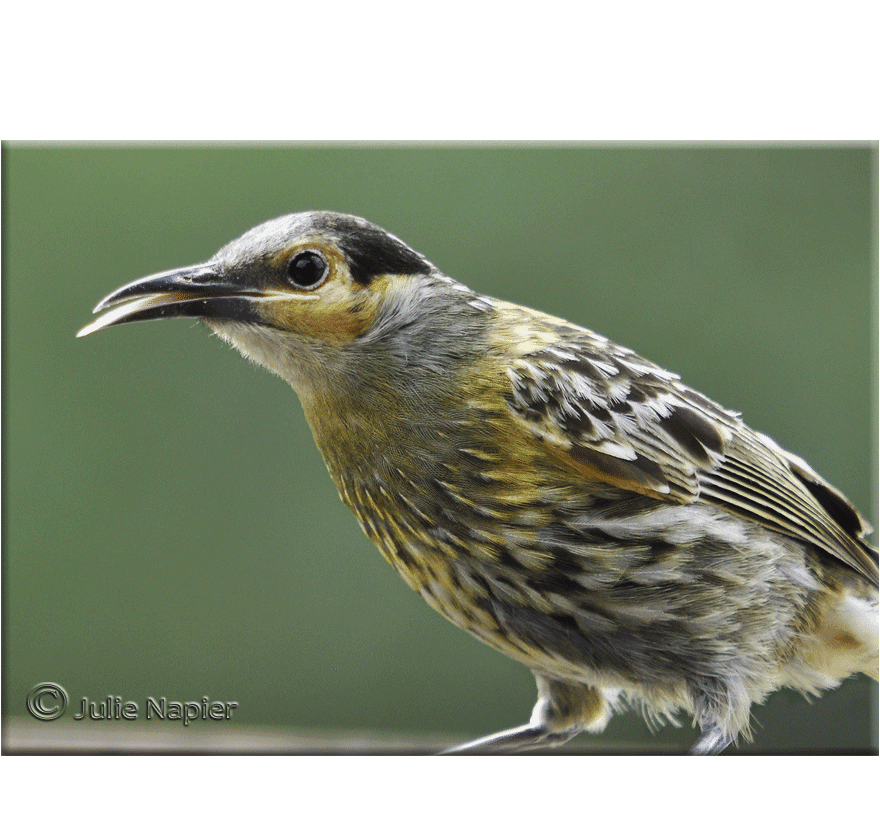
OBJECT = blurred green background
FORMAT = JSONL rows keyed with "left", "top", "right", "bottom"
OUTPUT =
{"left": 3, "top": 144, "right": 877, "bottom": 753}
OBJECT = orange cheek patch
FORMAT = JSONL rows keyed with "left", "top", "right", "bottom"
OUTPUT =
{"left": 261, "top": 282, "right": 385, "bottom": 344}
{"left": 304, "top": 306, "right": 369, "bottom": 341}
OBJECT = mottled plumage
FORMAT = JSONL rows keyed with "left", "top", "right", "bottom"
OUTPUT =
{"left": 80, "top": 211, "right": 878, "bottom": 753}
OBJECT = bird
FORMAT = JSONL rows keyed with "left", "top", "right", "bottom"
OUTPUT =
{"left": 78, "top": 210, "right": 878, "bottom": 754}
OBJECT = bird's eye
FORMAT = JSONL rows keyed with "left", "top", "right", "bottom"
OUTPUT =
{"left": 287, "top": 251, "right": 329, "bottom": 290}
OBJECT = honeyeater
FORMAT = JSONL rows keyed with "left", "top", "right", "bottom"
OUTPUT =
{"left": 79, "top": 211, "right": 878, "bottom": 753}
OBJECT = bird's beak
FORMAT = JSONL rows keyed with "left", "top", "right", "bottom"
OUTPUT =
{"left": 77, "top": 263, "right": 266, "bottom": 338}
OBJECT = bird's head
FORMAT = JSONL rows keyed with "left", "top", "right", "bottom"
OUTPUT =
{"left": 79, "top": 212, "right": 487, "bottom": 398}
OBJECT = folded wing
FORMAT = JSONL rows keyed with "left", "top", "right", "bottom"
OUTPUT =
{"left": 504, "top": 330, "right": 878, "bottom": 586}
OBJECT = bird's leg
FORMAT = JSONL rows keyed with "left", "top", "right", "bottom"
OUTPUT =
{"left": 687, "top": 684, "right": 739, "bottom": 754}
{"left": 440, "top": 723, "right": 577, "bottom": 754}
{"left": 689, "top": 728, "right": 735, "bottom": 755}
{"left": 441, "top": 674, "right": 611, "bottom": 754}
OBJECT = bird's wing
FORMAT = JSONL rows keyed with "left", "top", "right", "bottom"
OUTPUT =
{"left": 503, "top": 329, "right": 878, "bottom": 585}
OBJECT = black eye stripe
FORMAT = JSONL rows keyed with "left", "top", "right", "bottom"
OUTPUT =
{"left": 287, "top": 251, "right": 329, "bottom": 289}
{"left": 307, "top": 215, "right": 431, "bottom": 285}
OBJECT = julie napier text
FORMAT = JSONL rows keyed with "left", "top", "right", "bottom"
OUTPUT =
{"left": 74, "top": 695, "right": 238, "bottom": 725}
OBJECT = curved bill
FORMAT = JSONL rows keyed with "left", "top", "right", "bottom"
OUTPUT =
{"left": 77, "top": 263, "right": 268, "bottom": 338}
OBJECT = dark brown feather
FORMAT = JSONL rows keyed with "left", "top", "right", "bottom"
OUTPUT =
{"left": 506, "top": 336, "right": 878, "bottom": 586}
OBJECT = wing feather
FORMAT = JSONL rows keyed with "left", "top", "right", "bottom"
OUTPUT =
{"left": 504, "top": 327, "right": 878, "bottom": 586}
